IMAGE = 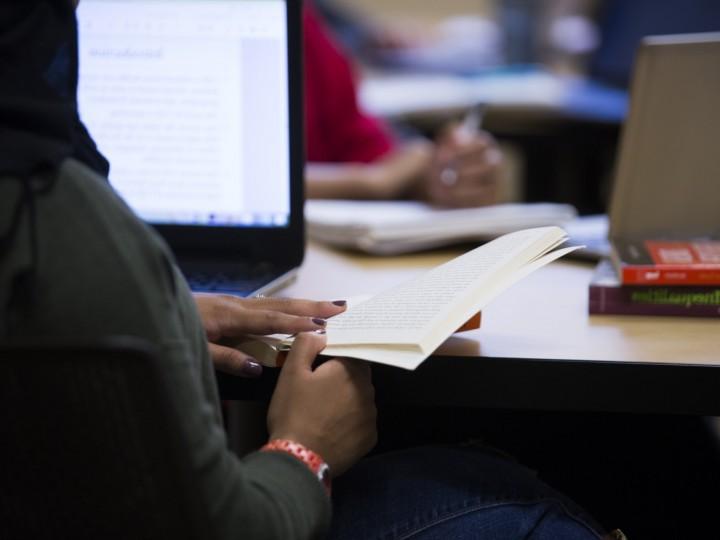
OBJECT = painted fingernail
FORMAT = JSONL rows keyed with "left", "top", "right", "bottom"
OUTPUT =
{"left": 312, "top": 318, "right": 327, "bottom": 327}
{"left": 315, "top": 329, "right": 326, "bottom": 335}
{"left": 332, "top": 300, "right": 347, "bottom": 307}
{"left": 242, "top": 359, "right": 263, "bottom": 377}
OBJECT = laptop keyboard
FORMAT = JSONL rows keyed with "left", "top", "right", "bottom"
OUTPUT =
{"left": 181, "top": 262, "right": 284, "bottom": 297}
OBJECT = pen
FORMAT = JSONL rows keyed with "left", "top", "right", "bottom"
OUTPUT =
{"left": 440, "top": 104, "right": 486, "bottom": 186}
{"left": 458, "top": 103, "right": 485, "bottom": 141}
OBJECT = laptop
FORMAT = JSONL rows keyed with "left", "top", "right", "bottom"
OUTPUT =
{"left": 608, "top": 33, "right": 720, "bottom": 243}
{"left": 77, "top": 0, "right": 304, "bottom": 297}
{"left": 567, "top": 32, "right": 720, "bottom": 259}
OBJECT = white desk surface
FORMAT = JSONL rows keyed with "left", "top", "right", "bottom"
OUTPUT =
{"left": 284, "top": 242, "right": 720, "bottom": 366}
{"left": 359, "top": 71, "right": 628, "bottom": 125}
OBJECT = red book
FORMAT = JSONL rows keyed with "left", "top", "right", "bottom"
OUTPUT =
{"left": 589, "top": 260, "right": 720, "bottom": 317}
{"left": 611, "top": 239, "right": 720, "bottom": 285}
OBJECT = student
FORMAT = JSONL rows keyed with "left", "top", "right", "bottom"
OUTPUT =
{"left": 0, "top": 3, "right": 373, "bottom": 538}
{"left": 0, "top": 2, "right": 620, "bottom": 539}
{"left": 304, "top": 2, "right": 503, "bottom": 208}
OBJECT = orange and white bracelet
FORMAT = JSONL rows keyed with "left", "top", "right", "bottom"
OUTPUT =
{"left": 261, "top": 439, "right": 331, "bottom": 495}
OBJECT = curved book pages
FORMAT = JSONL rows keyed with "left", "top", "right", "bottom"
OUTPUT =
{"left": 238, "top": 227, "right": 578, "bottom": 370}
{"left": 305, "top": 200, "right": 577, "bottom": 254}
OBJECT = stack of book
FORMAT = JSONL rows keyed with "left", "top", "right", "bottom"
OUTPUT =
{"left": 589, "top": 240, "right": 720, "bottom": 318}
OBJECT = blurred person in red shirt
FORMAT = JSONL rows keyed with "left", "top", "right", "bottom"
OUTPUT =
{"left": 303, "top": 3, "right": 503, "bottom": 208}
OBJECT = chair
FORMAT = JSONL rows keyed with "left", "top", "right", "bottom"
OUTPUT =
{"left": 0, "top": 337, "right": 212, "bottom": 540}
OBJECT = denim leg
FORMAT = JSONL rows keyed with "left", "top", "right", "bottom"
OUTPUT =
{"left": 328, "top": 445, "right": 605, "bottom": 540}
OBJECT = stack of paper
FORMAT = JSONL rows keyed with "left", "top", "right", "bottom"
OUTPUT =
{"left": 305, "top": 200, "right": 577, "bottom": 254}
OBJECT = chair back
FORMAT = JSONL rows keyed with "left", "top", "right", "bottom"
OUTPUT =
{"left": 0, "top": 337, "right": 212, "bottom": 540}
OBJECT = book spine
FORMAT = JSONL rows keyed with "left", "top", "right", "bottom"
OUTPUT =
{"left": 620, "top": 266, "right": 720, "bottom": 285}
{"left": 589, "top": 286, "right": 720, "bottom": 317}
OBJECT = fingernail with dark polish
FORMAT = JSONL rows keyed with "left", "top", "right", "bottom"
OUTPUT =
{"left": 312, "top": 317, "right": 327, "bottom": 327}
{"left": 332, "top": 300, "right": 347, "bottom": 307}
{"left": 242, "top": 360, "right": 263, "bottom": 377}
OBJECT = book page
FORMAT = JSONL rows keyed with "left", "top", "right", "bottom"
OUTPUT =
{"left": 324, "top": 244, "right": 578, "bottom": 370}
{"left": 322, "top": 344, "right": 427, "bottom": 370}
{"left": 327, "top": 227, "right": 564, "bottom": 346}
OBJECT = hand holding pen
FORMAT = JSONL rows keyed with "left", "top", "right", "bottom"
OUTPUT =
{"left": 427, "top": 104, "right": 503, "bottom": 208}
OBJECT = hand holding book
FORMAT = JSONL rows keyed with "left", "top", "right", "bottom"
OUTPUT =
{"left": 237, "top": 227, "right": 578, "bottom": 370}
{"left": 192, "top": 294, "right": 346, "bottom": 377}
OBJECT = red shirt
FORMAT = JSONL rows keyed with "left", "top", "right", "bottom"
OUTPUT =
{"left": 303, "top": 4, "right": 395, "bottom": 163}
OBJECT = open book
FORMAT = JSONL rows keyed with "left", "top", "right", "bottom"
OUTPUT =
{"left": 239, "top": 227, "right": 578, "bottom": 370}
{"left": 306, "top": 199, "right": 577, "bottom": 254}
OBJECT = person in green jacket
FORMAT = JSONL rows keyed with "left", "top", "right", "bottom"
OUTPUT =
{"left": 1, "top": 2, "right": 620, "bottom": 539}
{"left": 0, "top": 1, "right": 375, "bottom": 538}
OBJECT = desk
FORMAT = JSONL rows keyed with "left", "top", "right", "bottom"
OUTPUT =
{"left": 359, "top": 70, "right": 628, "bottom": 128}
{"left": 218, "top": 243, "right": 720, "bottom": 415}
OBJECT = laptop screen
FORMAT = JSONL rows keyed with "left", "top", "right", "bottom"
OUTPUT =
{"left": 77, "top": 0, "right": 290, "bottom": 228}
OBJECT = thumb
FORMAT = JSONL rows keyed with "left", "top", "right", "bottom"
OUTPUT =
{"left": 450, "top": 123, "right": 485, "bottom": 147}
{"left": 283, "top": 332, "right": 327, "bottom": 373}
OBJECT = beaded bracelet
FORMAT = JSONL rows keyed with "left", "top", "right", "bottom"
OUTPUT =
{"left": 261, "top": 439, "right": 331, "bottom": 495}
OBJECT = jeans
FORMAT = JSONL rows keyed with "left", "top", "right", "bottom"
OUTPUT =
{"left": 329, "top": 445, "right": 605, "bottom": 540}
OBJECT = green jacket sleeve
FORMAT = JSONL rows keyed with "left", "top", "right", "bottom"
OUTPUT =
{"left": 0, "top": 159, "right": 331, "bottom": 540}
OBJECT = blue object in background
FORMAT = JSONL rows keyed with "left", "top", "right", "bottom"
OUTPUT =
{"left": 590, "top": 0, "right": 720, "bottom": 88}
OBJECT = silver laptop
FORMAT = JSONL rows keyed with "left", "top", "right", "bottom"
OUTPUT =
{"left": 608, "top": 32, "right": 720, "bottom": 242}
{"left": 569, "top": 32, "right": 720, "bottom": 258}
{"left": 77, "top": 0, "right": 305, "bottom": 296}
